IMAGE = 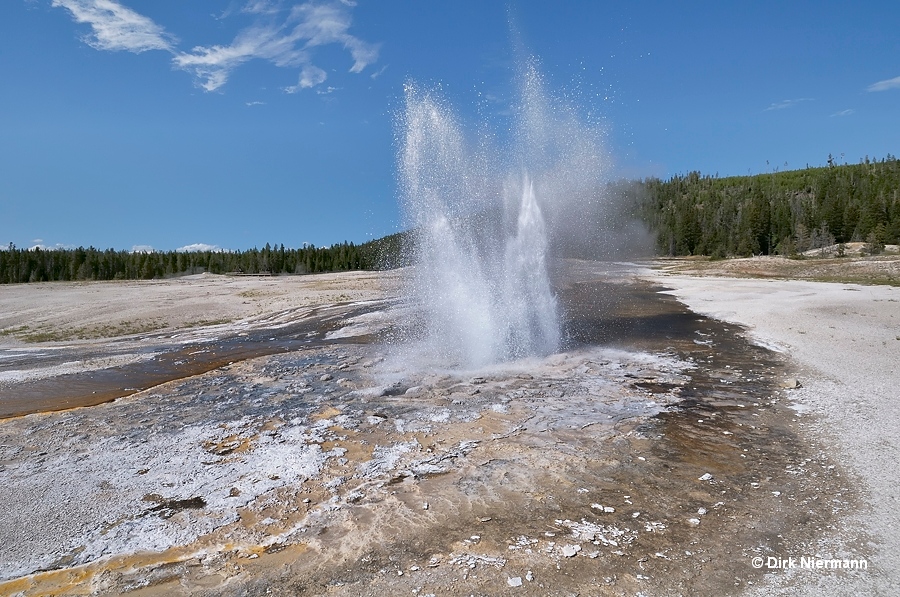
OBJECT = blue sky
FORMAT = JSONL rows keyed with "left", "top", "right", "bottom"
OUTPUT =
{"left": 2, "top": 1, "right": 899, "bottom": 252}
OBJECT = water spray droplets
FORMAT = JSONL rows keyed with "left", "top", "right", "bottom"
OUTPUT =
{"left": 396, "top": 60, "right": 610, "bottom": 370}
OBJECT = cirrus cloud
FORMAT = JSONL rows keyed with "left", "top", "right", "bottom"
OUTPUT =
{"left": 765, "top": 98, "right": 813, "bottom": 111}
{"left": 866, "top": 76, "right": 900, "bottom": 92}
{"left": 51, "top": 0, "right": 379, "bottom": 93}
{"left": 174, "top": 1, "right": 379, "bottom": 92}
{"left": 51, "top": 0, "right": 176, "bottom": 53}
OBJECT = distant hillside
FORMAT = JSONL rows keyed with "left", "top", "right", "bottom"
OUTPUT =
{"left": 0, "top": 233, "right": 407, "bottom": 284}
{"left": 636, "top": 155, "right": 900, "bottom": 257}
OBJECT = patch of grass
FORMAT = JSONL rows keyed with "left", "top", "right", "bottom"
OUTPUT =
{"left": 802, "top": 274, "right": 900, "bottom": 287}
{"left": 189, "top": 318, "right": 233, "bottom": 327}
{"left": 18, "top": 320, "right": 170, "bottom": 343}
{"left": 656, "top": 256, "right": 899, "bottom": 287}
{"left": 0, "top": 325, "right": 29, "bottom": 337}
{"left": 21, "top": 329, "right": 69, "bottom": 343}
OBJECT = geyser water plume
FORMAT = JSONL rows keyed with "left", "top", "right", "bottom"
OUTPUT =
{"left": 397, "top": 62, "right": 611, "bottom": 369}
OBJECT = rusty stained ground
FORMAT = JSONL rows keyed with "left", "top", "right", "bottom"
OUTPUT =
{"left": 0, "top": 268, "right": 868, "bottom": 596}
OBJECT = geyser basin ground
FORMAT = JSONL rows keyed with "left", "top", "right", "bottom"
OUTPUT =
{"left": 0, "top": 262, "right": 895, "bottom": 596}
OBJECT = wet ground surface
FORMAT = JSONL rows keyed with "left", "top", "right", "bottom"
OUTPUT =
{"left": 0, "top": 262, "right": 867, "bottom": 596}
{"left": 0, "top": 302, "right": 386, "bottom": 418}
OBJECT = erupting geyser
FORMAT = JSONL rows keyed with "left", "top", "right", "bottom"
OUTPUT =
{"left": 397, "top": 61, "right": 611, "bottom": 369}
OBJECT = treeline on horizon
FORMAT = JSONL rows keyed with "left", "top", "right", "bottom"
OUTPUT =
{"left": 0, "top": 234, "right": 405, "bottom": 284}
{"left": 636, "top": 154, "right": 900, "bottom": 257}
{"left": 4, "top": 155, "right": 900, "bottom": 284}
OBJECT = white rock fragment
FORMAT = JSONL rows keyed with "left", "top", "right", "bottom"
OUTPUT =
{"left": 449, "top": 554, "right": 507, "bottom": 569}
{"left": 423, "top": 502, "right": 429, "bottom": 510}
{"left": 632, "top": 512, "right": 640, "bottom": 518}
{"left": 699, "top": 472, "right": 713, "bottom": 481}
{"left": 507, "top": 576, "right": 523, "bottom": 587}
{"left": 561, "top": 544, "right": 581, "bottom": 557}
{"left": 688, "top": 518, "right": 701, "bottom": 526}
{"left": 697, "top": 507, "right": 708, "bottom": 515}
{"left": 525, "top": 570, "right": 534, "bottom": 581}
{"left": 591, "top": 503, "right": 615, "bottom": 513}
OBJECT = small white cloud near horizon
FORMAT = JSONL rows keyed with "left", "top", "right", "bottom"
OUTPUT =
{"left": 176, "top": 243, "right": 226, "bottom": 252}
{"left": 246, "top": 100, "right": 266, "bottom": 106}
{"left": 830, "top": 109, "right": 854, "bottom": 117}
{"left": 51, "top": 0, "right": 176, "bottom": 53}
{"left": 867, "top": 76, "right": 900, "bottom": 92}
{"left": 32, "top": 238, "right": 44, "bottom": 244}
{"left": 28, "top": 242, "right": 76, "bottom": 251}
{"left": 765, "top": 98, "right": 814, "bottom": 111}
{"left": 131, "top": 244, "right": 155, "bottom": 253}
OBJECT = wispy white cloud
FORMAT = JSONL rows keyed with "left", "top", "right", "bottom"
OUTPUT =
{"left": 867, "top": 76, "right": 900, "bottom": 92}
{"left": 288, "top": 2, "right": 378, "bottom": 73}
{"left": 176, "top": 243, "right": 226, "bottom": 252}
{"left": 765, "top": 98, "right": 814, "bottom": 111}
{"left": 242, "top": 0, "right": 282, "bottom": 15}
{"left": 830, "top": 109, "right": 854, "bottom": 117}
{"left": 246, "top": 100, "right": 266, "bottom": 106}
{"left": 173, "top": 21, "right": 310, "bottom": 92}
{"left": 52, "top": 1, "right": 378, "bottom": 93}
{"left": 51, "top": 0, "right": 176, "bottom": 53}
{"left": 176, "top": 1, "right": 378, "bottom": 92}
{"left": 284, "top": 64, "right": 327, "bottom": 92}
